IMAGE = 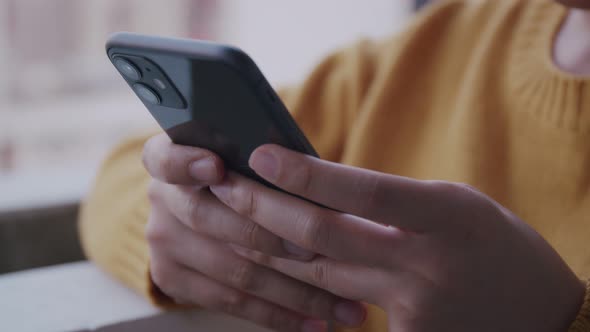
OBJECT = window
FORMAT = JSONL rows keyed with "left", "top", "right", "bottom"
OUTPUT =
{"left": 0, "top": 0, "right": 222, "bottom": 209}
{"left": 0, "top": 0, "right": 409, "bottom": 210}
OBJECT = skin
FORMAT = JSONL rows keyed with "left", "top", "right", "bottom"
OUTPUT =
{"left": 142, "top": 4, "right": 590, "bottom": 332}
{"left": 211, "top": 145, "right": 584, "bottom": 332}
{"left": 553, "top": 7, "right": 590, "bottom": 75}
{"left": 143, "top": 135, "right": 362, "bottom": 332}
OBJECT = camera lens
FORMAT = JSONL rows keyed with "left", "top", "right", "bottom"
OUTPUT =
{"left": 114, "top": 58, "right": 141, "bottom": 80}
{"left": 133, "top": 83, "right": 160, "bottom": 105}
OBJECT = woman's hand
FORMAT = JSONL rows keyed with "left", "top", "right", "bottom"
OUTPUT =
{"left": 142, "top": 134, "right": 366, "bottom": 332}
{"left": 210, "top": 144, "right": 586, "bottom": 332}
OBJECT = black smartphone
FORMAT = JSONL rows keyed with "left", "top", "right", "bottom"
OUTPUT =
{"left": 106, "top": 32, "right": 318, "bottom": 187}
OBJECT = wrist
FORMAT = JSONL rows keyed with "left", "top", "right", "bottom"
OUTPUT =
{"left": 510, "top": 274, "right": 585, "bottom": 332}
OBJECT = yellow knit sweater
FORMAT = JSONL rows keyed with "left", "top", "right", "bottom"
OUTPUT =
{"left": 80, "top": 1, "right": 590, "bottom": 331}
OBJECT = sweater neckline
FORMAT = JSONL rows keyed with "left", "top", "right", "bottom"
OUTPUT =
{"left": 509, "top": 1, "right": 590, "bottom": 133}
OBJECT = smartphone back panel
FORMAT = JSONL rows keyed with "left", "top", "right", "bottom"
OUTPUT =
{"left": 106, "top": 32, "right": 317, "bottom": 184}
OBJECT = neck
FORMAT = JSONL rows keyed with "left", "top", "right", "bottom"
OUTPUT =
{"left": 553, "top": 9, "right": 590, "bottom": 76}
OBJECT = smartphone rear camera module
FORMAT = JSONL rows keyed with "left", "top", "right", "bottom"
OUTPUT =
{"left": 133, "top": 83, "right": 161, "bottom": 105}
{"left": 114, "top": 58, "right": 141, "bottom": 80}
{"left": 111, "top": 54, "right": 185, "bottom": 109}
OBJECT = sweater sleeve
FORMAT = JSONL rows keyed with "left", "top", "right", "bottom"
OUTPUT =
{"left": 78, "top": 133, "right": 173, "bottom": 305}
{"left": 278, "top": 39, "right": 379, "bottom": 163}
{"left": 569, "top": 280, "right": 590, "bottom": 332}
{"left": 78, "top": 41, "right": 380, "bottom": 305}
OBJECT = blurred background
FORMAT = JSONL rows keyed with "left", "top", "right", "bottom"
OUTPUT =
{"left": 0, "top": 0, "right": 417, "bottom": 273}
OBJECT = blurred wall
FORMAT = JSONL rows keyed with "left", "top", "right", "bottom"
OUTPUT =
{"left": 217, "top": 1, "right": 411, "bottom": 85}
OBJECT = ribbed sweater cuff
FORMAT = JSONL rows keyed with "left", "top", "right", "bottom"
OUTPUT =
{"left": 111, "top": 196, "right": 177, "bottom": 308}
{"left": 569, "top": 280, "right": 590, "bottom": 332}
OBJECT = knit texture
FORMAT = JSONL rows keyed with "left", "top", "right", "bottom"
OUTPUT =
{"left": 570, "top": 280, "right": 590, "bottom": 332}
{"left": 79, "top": 1, "right": 590, "bottom": 331}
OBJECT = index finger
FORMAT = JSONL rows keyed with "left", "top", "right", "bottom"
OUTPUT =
{"left": 248, "top": 144, "right": 436, "bottom": 232}
{"left": 142, "top": 133, "right": 225, "bottom": 185}
{"left": 210, "top": 172, "right": 407, "bottom": 267}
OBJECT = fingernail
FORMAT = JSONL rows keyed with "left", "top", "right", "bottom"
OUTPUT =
{"left": 301, "top": 319, "right": 326, "bottom": 332}
{"left": 334, "top": 301, "right": 366, "bottom": 327}
{"left": 250, "top": 150, "right": 278, "bottom": 180}
{"left": 282, "top": 240, "right": 314, "bottom": 260}
{"left": 210, "top": 182, "right": 231, "bottom": 202}
{"left": 189, "top": 157, "right": 217, "bottom": 181}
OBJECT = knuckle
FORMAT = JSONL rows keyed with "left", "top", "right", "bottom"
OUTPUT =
{"left": 184, "top": 190, "right": 205, "bottom": 228}
{"left": 232, "top": 185, "right": 259, "bottom": 219}
{"left": 299, "top": 212, "right": 328, "bottom": 252}
{"left": 429, "top": 181, "right": 488, "bottom": 207}
{"left": 229, "top": 261, "right": 259, "bottom": 291}
{"left": 145, "top": 216, "right": 169, "bottom": 246}
{"left": 311, "top": 260, "right": 330, "bottom": 290}
{"left": 240, "top": 222, "right": 262, "bottom": 248}
{"left": 425, "top": 180, "right": 454, "bottom": 195}
{"left": 220, "top": 291, "right": 248, "bottom": 316}
{"left": 427, "top": 180, "right": 477, "bottom": 197}
{"left": 424, "top": 181, "right": 491, "bottom": 223}
{"left": 248, "top": 250, "right": 273, "bottom": 267}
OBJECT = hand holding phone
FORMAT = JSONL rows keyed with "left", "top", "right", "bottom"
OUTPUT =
{"left": 106, "top": 33, "right": 359, "bottom": 332}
